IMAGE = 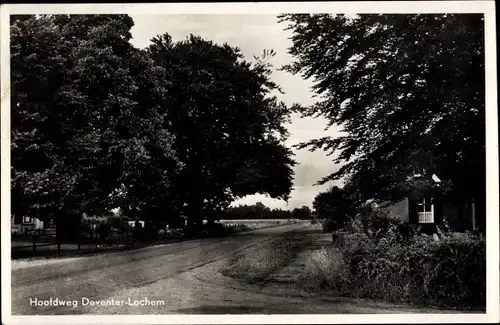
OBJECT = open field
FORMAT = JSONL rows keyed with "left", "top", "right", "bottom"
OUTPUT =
{"left": 218, "top": 219, "right": 303, "bottom": 228}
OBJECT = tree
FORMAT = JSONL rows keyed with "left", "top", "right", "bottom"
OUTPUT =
{"left": 279, "top": 14, "right": 485, "bottom": 227}
{"left": 11, "top": 15, "right": 181, "bottom": 237}
{"left": 291, "top": 206, "right": 312, "bottom": 219}
{"left": 224, "top": 203, "right": 292, "bottom": 220}
{"left": 11, "top": 15, "right": 295, "bottom": 239}
{"left": 147, "top": 34, "right": 296, "bottom": 232}
{"left": 312, "top": 186, "right": 354, "bottom": 228}
{"left": 11, "top": 15, "right": 75, "bottom": 229}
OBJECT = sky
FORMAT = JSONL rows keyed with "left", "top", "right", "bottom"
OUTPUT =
{"left": 129, "top": 14, "right": 343, "bottom": 210}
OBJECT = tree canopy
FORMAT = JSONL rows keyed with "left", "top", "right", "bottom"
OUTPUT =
{"left": 11, "top": 14, "right": 296, "bottom": 233}
{"left": 291, "top": 205, "right": 312, "bottom": 219}
{"left": 312, "top": 186, "right": 355, "bottom": 227}
{"left": 279, "top": 14, "right": 485, "bottom": 215}
{"left": 146, "top": 34, "right": 295, "bottom": 230}
{"left": 224, "top": 202, "right": 294, "bottom": 220}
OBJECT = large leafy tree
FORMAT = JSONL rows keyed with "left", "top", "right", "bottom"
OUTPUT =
{"left": 11, "top": 15, "right": 180, "bottom": 233}
{"left": 147, "top": 34, "right": 296, "bottom": 231}
{"left": 224, "top": 203, "right": 293, "bottom": 220}
{"left": 11, "top": 15, "right": 74, "bottom": 226}
{"left": 279, "top": 14, "right": 485, "bottom": 226}
{"left": 312, "top": 186, "right": 355, "bottom": 227}
{"left": 11, "top": 15, "right": 295, "bottom": 236}
{"left": 291, "top": 205, "right": 312, "bottom": 219}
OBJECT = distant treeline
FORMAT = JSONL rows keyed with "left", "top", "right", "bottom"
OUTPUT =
{"left": 223, "top": 202, "right": 312, "bottom": 220}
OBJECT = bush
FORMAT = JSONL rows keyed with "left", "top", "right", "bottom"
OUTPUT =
{"left": 301, "top": 210, "right": 486, "bottom": 310}
{"left": 97, "top": 223, "right": 111, "bottom": 240}
{"left": 322, "top": 218, "right": 339, "bottom": 233}
{"left": 201, "top": 222, "right": 251, "bottom": 238}
{"left": 300, "top": 247, "right": 349, "bottom": 292}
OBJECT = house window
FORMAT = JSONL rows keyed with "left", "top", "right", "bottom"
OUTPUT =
{"left": 22, "top": 216, "right": 33, "bottom": 224}
{"left": 417, "top": 197, "right": 434, "bottom": 223}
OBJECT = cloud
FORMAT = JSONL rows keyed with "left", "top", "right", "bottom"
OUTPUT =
{"left": 129, "top": 14, "right": 343, "bottom": 209}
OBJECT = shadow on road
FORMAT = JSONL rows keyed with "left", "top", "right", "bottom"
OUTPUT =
{"left": 174, "top": 304, "right": 308, "bottom": 314}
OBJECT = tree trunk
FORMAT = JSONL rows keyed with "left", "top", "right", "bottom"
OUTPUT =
{"left": 32, "top": 234, "right": 37, "bottom": 256}
{"left": 185, "top": 198, "right": 204, "bottom": 237}
{"left": 206, "top": 215, "right": 215, "bottom": 227}
{"left": 55, "top": 213, "right": 62, "bottom": 257}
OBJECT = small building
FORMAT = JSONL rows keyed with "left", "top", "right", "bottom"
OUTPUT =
{"left": 373, "top": 173, "right": 480, "bottom": 233}
{"left": 11, "top": 215, "right": 44, "bottom": 234}
{"left": 127, "top": 220, "right": 145, "bottom": 228}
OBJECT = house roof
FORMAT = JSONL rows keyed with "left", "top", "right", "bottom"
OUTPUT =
{"left": 410, "top": 172, "right": 442, "bottom": 184}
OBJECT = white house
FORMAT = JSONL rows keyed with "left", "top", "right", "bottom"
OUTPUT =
{"left": 11, "top": 215, "right": 44, "bottom": 234}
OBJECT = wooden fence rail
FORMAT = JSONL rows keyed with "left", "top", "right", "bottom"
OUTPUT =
{"left": 11, "top": 232, "right": 183, "bottom": 259}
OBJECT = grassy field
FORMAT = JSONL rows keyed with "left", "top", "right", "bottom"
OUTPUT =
{"left": 218, "top": 219, "right": 302, "bottom": 230}
{"left": 220, "top": 231, "right": 310, "bottom": 283}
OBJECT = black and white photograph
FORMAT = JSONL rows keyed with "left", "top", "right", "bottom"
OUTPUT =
{"left": 1, "top": 2, "right": 498, "bottom": 324}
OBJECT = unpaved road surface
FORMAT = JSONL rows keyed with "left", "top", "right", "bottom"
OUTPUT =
{"left": 11, "top": 223, "right": 465, "bottom": 315}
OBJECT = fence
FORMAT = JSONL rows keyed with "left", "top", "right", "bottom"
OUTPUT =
{"left": 11, "top": 227, "right": 184, "bottom": 259}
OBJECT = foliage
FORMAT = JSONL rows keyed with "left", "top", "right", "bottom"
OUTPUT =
{"left": 321, "top": 219, "right": 338, "bottom": 233}
{"left": 313, "top": 186, "right": 355, "bottom": 230}
{"left": 279, "top": 14, "right": 485, "bottom": 228}
{"left": 221, "top": 233, "right": 309, "bottom": 283}
{"left": 301, "top": 209, "right": 486, "bottom": 310}
{"left": 96, "top": 223, "right": 112, "bottom": 240}
{"left": 224, "top": 202, "right": 294, "bottom": 220}
{"left": 291, "top": 205, "right": 312, "bottom": 219}
{"left": 300, "top": 247, "right": 349, "bottom": 291}
{"left": 11, "top": 14, "right": 180, "bottom": 231}
{"left": 11, "top": 15, "right": 76, "bottom": 223}
{"left": 200, "top": 223, "right": 251, "bottom": 238}
{"left": 11, "top": 15, "right": 296, "bottom": 236}
{"left": 147, "top": 34, "right": 296, "bottom": 231}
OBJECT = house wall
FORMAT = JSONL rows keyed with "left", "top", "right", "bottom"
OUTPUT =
{"left": 11, "top": 216, "right": 44, "bottom": 228}
{"left": 127, "top": 220, "right": 145, "bottom": 228}
{"left": 380, "top": 198, "right": 409, "bottom": 223}
{"left": 374, "top": 196, "right": 474, "bottom": 232}
{"left": 443, "top": 202, "right": 473, "bottom": 232}
{"left": 33, "top": 218, "right": 44, "bottom": 229}
{"left": 12, "top": 215, "right": 23, "bottom": 224}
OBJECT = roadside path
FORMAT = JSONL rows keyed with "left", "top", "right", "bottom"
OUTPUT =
{"left": 11, "top": 223, "right": 469, "bottom": 315}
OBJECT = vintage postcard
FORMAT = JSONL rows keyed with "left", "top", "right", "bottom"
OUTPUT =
{"left": 1, "top": 1, "right": 498, "bottom": 324}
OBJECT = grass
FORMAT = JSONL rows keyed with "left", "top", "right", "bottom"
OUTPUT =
{"left": 202, "top": 219, "right": 296, "bottom": 237}
{"left": 298, "top": 213, "right": 486, "bottom": 311}
{"left": 221, "top": 232, "right": 310, "bottom": 283}
{"left": 299, "top": 247, "right": 349, "bottom": 293}
{"left": 218, "top": 219, "right": 300, "bottom": 230}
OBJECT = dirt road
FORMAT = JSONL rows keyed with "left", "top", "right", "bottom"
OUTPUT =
{"left": 11, "top": 223, "right": 464, "bottom": 315}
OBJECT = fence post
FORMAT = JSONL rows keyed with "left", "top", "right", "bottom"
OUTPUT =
{"left": 32, "top": 231, "right": 37, "bottom": 256}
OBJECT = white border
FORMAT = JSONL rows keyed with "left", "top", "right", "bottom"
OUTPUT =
{"left": 1, "top": 2, "right": 498, "bottom": 324}
{"left": 0, "top": 1, "right": 495, "bottom": 14}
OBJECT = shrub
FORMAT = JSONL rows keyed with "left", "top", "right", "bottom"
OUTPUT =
{"left": 201, "top": 222, "right": 251, "bottom": 238}
{"left": 300, "top": 247, "right": 349, "bottom": 292}
{"left": 302, "top": 210, "right": 486, "bottom": 310}
{"left": 97, "top": 223, "right": 112, "bottom": 240}
{"left": 322, "top": 218, "right": 340, "bottom": 233}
